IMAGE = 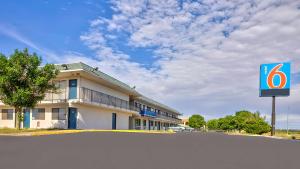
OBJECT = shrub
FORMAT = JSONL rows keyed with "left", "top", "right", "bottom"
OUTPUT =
{"left": 189, "top": 114, "right": 206, "bottom": 130}
{"left": 207, "top": 119, "right": 219, "bottom": 130}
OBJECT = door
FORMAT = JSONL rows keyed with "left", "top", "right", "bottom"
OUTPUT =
{"left": 112, "top": 113, "right": 117, "bottom": 130}
{"left": 158, "top": 121, "right": 161, "bottom": 130}
{"left": 23, "top": 108, "right": 30, "bottom": 128}
{"left": 69, "top": 79, "right": 77, "bottom": 99}
{"left": 128, "top": 116, "right": 133, "bottom": 129}
{"left": 68, "top": 108, "right": 77, "bottom": 129}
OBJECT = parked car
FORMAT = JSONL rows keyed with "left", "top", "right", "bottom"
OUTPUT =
{"left": 183, "top": 126, "right": 195, "bottom": 132}
{"left": 168, "top": 125, "right": 195, "bottom": 132}
{"left": 168, "top": 126, "right": 185, "bottom": 132}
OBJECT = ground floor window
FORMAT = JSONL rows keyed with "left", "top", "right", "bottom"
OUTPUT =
{"left": 1, "top": 109, "right": 13, "bottom": 120}
{"left": 52, "top": 108, "right": 66, "bottom": 120}
{"left": 143, "top": 120, "right": 147, "bottom": 127}
{"left": 135, "top": 119, "right": 141, "bottom": 127}
{"left": 32, "top": 108, "right": 45, "bottom": 120}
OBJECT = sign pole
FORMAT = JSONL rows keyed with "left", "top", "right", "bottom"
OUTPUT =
{"left": 271, "top": 96, "right": 276, "bottom": 136}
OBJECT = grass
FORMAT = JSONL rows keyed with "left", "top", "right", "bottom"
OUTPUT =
{"left": 0, "top": 128, "right": 174, "bottom": 136}
{"left": 224, "top": 129, "right": 300, "bottom": 140}
{"left": 272, "top": 130, "right": 300, "bottom": 140}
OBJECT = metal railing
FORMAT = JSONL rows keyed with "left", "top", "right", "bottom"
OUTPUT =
{"left": 157, "top": 114, "right": 182, "bottom": 123}
{"left": 80, "top": 87, "right": 132, "bottom": 110}
{"left": 42, "top": 88, "right": 67, "bottom": 103}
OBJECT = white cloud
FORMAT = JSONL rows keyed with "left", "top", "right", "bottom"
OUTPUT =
{"left": 0, "top": 24, "right": 60, "bottom": 62}
{"left": 79, "top": 0, "right": 300, "bottom": 128}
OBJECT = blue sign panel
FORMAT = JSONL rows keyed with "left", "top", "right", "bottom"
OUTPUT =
{"left": 260, "top": 62, "right": 290, "bottom": 97}
{"left": 140, "top": 109, "right": 157, "bottom": 117}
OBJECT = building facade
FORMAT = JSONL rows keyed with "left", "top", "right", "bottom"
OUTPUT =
{"left": 0, "top": 63, "right": 181, "bottom": 130}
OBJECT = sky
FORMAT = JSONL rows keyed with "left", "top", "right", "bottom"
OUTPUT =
{"left": 0, "top": 0, "right": 299, "bottom": 129}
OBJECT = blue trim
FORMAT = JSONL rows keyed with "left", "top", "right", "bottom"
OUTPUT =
{"left": 68, "top": 108, "right": 77, "bottom": 129}
{"left": 23, "top": 108, "right": 30, "bottom": 128}
{"left": 140, "top": 109, "right": 157, "bottom": 117}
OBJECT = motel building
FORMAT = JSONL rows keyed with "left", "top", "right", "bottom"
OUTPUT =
{"left": 0, "top": 62, "right": 181, "bottom": 130}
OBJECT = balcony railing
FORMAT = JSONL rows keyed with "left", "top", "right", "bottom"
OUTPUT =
{"left": 42, "top": 88, "right": 67, "bottom": 103}
{"left": 157, "top": 114, "right": 181, "bottom": 123}
{"left": 80, "top": 87, "right": 132, "bottom": 111}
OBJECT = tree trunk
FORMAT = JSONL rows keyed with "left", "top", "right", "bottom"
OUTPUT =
{"left": 15, "top": 107, "right": 22, "bottom": 130}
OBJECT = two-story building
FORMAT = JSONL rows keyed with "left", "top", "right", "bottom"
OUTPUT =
{"left": 0, "top": 62, "right": 181, "bottom": 130}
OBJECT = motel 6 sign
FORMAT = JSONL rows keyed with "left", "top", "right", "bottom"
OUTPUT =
{"left": 260, "top": 62, "right": 291, "bottom": 97}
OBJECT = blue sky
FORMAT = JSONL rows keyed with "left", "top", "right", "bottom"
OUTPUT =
{"left": 0, "top": 0, "right": 156, "bottom": 67}
{"left": 0, "top": 0, "right": 300, "bottom": 129}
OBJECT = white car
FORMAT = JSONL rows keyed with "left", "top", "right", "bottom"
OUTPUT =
{"left": 168, "top": 126, "right": 185, "bottom": 132}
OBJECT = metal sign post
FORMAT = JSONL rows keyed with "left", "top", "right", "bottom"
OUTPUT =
{"left": 271, "top": 96, "right": 275, "bottom": 136}
{"left": 259, "top": 62, "right": 290, "bottom": 136}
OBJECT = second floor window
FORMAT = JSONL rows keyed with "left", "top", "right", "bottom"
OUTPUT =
{"left": 32, "top": 108, "right": 45, "bottom": 120}
{"left": 1, "top": 109, "right": 13, "bottom": 120}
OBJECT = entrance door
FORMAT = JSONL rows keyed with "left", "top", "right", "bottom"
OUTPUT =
{"left": 112, "top": 113, "right": 117, "bottom": 130}
{"left": 23, "top": 108, "right": 30, "bottom": 128}
{"left": 148, "top": 120, "right": 151, "bottom": 130}
{"left": 68, "top": 108, "right": 77, "bottom": 129}
{"left": 158, "top": 121, "right": 161, "bottom": 130}
{"left": 128, "top": 116, "right": 133, "bottom": 129}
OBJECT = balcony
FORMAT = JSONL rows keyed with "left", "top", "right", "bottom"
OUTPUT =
{"left": 140, "top": 109, "right": 157, "bottom": 117}
{"left": 41, "top": 88, "right": 67, "bottom": 103}
{"left": 80, "top": 87, "right": 133, "bottom": 111}
{"left": 157, "top": 114, "right": 182, "bottom": 123}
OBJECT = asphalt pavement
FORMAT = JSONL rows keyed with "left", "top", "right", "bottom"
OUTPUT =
{"left": 0, "top": 132, "right": 299, "bottom": 169}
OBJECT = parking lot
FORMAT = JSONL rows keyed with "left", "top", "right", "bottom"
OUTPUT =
{"left": 0, "top": 132, "right": 299, "bottom": 169}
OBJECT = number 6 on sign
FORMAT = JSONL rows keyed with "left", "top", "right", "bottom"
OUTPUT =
{"left": 260, "top": 62, "right": 290, "bottom": 97}
{"left": 267, "top": 64, "right": 287, "bottom": 89}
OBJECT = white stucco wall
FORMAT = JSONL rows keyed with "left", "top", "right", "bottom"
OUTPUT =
{"left": 76, "top": 104, "right": 130, "bottom": 130}
{"left": 0, "top": 107, "right": 15, "bottom": 128}
{"left": 0, "top": 105, "right": 68, "bottom": 129}
{"left": 30, "top": 106, "right": 68, "bottom": 129}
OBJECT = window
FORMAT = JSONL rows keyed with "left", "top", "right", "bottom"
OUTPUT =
{"left": 143, "top": 120, "right": 147, "bottom": 126}
{"left": 32, "top": 108, "right": 45, "bottom": 120}
{"left": 2, "top": 109, "right": 13, "bottom": 120}
{"left": 135, "top": 119, "right": 141, "bottom": 126}
{"left": 52, "top": 108, "right": 66, "bottom": 120}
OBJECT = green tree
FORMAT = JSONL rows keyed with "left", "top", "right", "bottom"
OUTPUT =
{"left": 0, "top": 49, "right": 58, "bottom": 129}
{"left": 207, "top": 119, "right": 219, "bottom": 130}
{"left": 235, "top": 110, "right": 253, "bottom": 132}
{"left": 188, "top": 114, "right": 206, "bottom": 129}
{"left": 218, "top": 115, "right": 237, "bottom": 131}
{"left": 244, "top": 118, "right": 271, "bottom": 134}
